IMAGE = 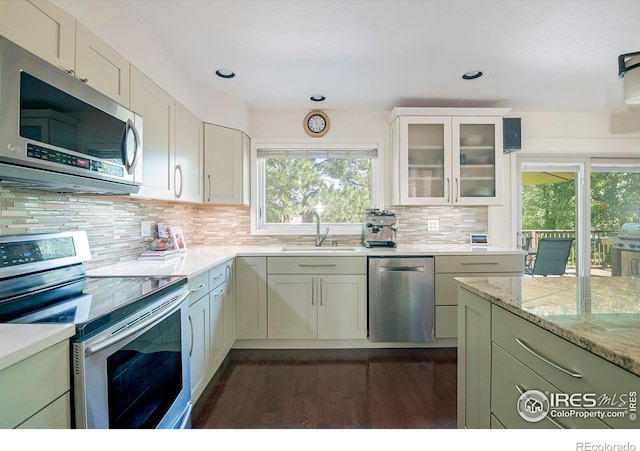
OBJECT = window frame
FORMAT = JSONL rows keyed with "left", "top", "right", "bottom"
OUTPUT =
{"left": 250, "top": 138, "right": 384, "bottom": 236}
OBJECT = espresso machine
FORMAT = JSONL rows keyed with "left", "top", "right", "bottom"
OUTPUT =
{"left": 362, "top": 209, "right": 397, "bottom": 248}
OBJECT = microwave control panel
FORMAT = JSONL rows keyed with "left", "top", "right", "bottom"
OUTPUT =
{"left": 26, "top": 143, "right": 124, "bottom": 178}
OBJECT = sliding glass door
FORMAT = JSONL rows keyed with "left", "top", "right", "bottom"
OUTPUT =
{"left": 517, "top": 157, "right": 640, "bottom": 277}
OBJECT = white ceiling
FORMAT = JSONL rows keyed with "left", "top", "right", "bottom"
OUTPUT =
{"left": 92, "top": 0, "right": 640, "bottom": 113}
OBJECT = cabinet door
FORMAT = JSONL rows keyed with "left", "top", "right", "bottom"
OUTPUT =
{"left": 75, "top": 22, "right": 130, "bottom": 106}
{"left": 267, "top": 275, "right": 317, "bottom": 339}
{"left": 453, "top": 116, "right": 503, "bottom": 205}
{"left": 457, "top": 287, "right": 492, "bottom": 429}
{"left": 204, "top": 123, "right": 246, "bottom": 205}
{"left": 236, "top": 257, "right": 267, "bottom": 339}
{"left": 0, "top": 0, "right": 75, "bottom": 71}
{"left": 223, "top": 260, "right": 236, "bottom": 351}
{"left": 175, "top": 102, "right": 204, "bottom": 203}
{"left": 209, "top": 285, "right": 225, "bottom": 376}
{"left": 399, "top": 116, "right": 452, "bottom": 205}
{"left": 188, "top": 294, "right": 209, "bottom": 403}
{"left": 130, "top": 66, "right": 175, "bottom": 200}
{"left": 318, "top": 275, "right": 367, "bottom": 339}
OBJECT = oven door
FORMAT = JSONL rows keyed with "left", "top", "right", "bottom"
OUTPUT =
{"left": 73, "top": 289, "right": 191, "bottom": 429}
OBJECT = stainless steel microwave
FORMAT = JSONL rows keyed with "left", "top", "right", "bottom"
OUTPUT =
{"left": 0, "top": 36, "right": 143, "bottom": 194}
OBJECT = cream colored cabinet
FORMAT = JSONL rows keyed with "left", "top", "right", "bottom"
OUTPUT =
{"left": 457, "top": 287, "right": 492, "bottom": 429}
{"left": 131, "top": 68, "right": 203, "bottom": 202}
{"left": 434, "top": 254, "right": 523, "bottom": 339}
{"left": 235, "top": 256, "right": 267, "bottom": 339}
{"left": 0, "top": 1, "right": 130, "bottom": 106}
{"left": 187, "top": 271, "right": 209, "bottom": 403}
{"left": 204, "top": 124, "right": 250, "bottom": 205}
{"left": 175, "top": 102, "right": 204, "bottom": 203}
{"left": 0, "top": 339, "right": 71, "bottom": 429}
{"left": 387, "top": 108, "right": 509, "bottom": 206}
{"left": 266, "top": 257, "right": 367, "bottom": 340}
{"left": 223, "top": 259, "right": 236, "bottom": 351}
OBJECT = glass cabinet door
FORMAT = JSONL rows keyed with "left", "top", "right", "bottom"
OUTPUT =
{"left": 400, "top": 117, "right": 452, "bottom": 205}
{"left": 453, "top": 117, "right": 503, "bottom": 205}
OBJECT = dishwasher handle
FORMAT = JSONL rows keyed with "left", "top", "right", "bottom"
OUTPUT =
{"left": 378, "top": 265, "right": 425, "bottom": 272}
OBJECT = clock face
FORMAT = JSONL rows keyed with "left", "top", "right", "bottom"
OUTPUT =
{"left": 308, "top": 114, "right": 326, "bottom": 133}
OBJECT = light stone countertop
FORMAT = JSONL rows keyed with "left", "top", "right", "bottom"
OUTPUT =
{"left": 0, "top": 323, "right": 75, "bottom": 371}
{"left": 87, "top": 244, "right": 525, "bottom": 278}
{"left": 455, "top": 276, "right": 640, "bottom": 377}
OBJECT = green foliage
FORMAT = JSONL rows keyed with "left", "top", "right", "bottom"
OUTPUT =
{"left": 522, "top": 172, "right": 640, "bottom": 231}
{"left": 265, "top": 157, "right": 372, "bottom": 224}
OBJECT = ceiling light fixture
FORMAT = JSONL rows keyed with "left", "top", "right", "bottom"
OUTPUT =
{"left": 618, "top": 51, "right": 640, "bottom": 105}
{"left": 462, "top": 70, "right": 483, "bottom": 80}
{"left": 310, "top": 95, "right": 326, "bottom": 102}
{"left": 215, "top": 69, "right": 235, "bottom": 79}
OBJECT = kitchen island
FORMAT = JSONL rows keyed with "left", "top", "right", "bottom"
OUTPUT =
{"left": 456, "top": 275, "right": 640, "bottom": 429}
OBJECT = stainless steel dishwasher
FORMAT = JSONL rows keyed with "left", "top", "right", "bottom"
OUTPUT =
{"left": 368, "top": 256, "right": 435, "bottom": 342}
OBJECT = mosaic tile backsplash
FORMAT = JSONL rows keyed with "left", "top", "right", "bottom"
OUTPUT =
{"left": 0, "top": 188, "right": 487, "bottom": 270}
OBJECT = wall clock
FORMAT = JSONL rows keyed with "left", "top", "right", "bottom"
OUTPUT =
{"left": 303, "top": 110, "right": 330, "bottom": 137}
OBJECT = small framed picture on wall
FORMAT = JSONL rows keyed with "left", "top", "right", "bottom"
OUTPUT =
{"left": 170, "top": 226, "right": 187, "bottom": 252}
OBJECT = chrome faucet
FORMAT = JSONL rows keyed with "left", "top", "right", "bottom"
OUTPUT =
{"left": 312, "top": 211, "right": 330, "bottom": 246}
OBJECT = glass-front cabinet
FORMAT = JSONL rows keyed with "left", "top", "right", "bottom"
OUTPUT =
{"left": 388, "top": 108, "right": 509, "bottom": 206}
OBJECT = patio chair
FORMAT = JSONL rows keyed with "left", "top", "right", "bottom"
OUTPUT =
{"left": 525, "top": 237, "right": 574, "bottom": 276}
{"left": 522, "top": 236, "right": 532, "bottom": 268}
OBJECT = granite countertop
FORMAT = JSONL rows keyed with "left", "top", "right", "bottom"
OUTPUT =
{"left": 88, "top": 244, "right": 525, "bottom": 278}
{"left": 455, "top": 276, "right": 640, "bottom": 377}
{"left": 0, "top": 324, "right": 75, "bottom": 371}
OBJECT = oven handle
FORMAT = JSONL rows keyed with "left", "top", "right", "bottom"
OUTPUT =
{"left": 85, "top": 290, "right": 189, "bottom": 357}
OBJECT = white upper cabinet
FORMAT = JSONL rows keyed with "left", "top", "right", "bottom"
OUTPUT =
{"left": 388, "top": 107, "right": 510, "bottom": 206}
{"left": 0, "top": 0, "right": 130, "bottom": 106}
{"left": 175, "top": 102, "right": 204, "bottom": 203}
{"left": 0, "top": 0, "right": 75, "bottom": 72}
{"left": 74, "top": 23, "right": 130, "bottom": 107}
{"left": 204, "top": 124, "right": 250, "bottom": 205}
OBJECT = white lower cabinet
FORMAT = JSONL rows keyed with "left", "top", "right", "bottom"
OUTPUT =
{"left": 0, "top": 339, "right": 71, "bottom": 429}
{"left": 435, "top": 254, "right": 523, "bottom": 339}
{"left": 235, "top": 257, "right": 268, "bottom": 339}
{"left": 266, "top": 257, "right": 367, "bottom": 340}
{"left": 223, "top": 259, "right": 236, "bottom": 351}
{"left": 187, "top": 259, "right": 234, "bottom": 404}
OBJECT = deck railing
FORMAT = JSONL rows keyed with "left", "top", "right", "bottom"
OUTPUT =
{"left": 522, "top": 229, "right": 617, "bottom": 269}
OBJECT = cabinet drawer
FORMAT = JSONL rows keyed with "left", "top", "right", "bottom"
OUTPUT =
{"left": 435, "top": 255, "right": 523, "bottom": 273}
{"left": 435, "top": 305, "right": 457, "bottom": 338}
{"left": 0, "top": 340, "right": 70, "bottom": 429}
{"left": 492, "top": 305, "right": 639, "bottom": 429}
{"left": 491, "top": 343, "right": 609, "bottom": 429}
{"left": 187, "top": 271, "right": 209, "bottom": 306}
{"left": 437, "top": 272, "right": 521, "bottom": 305}
{"left": 16, "top": 392, "right": 71, "bottom": 429}
{"left": 267, "top": 257, "right": 366, "bottom": 275}
{"left": 209, "top": 262, "right": 227, "bottom": 290}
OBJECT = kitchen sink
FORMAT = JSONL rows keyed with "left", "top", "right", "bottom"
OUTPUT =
{"left": 281, "top": 246, "right": 361, "bottom": 252}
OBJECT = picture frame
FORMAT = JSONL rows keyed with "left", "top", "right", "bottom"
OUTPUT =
{"left": 170, "top": 226, "right": 187, "bottom": 252}
{"left": 470, "top": 233, "right": 489, "bottom": 246}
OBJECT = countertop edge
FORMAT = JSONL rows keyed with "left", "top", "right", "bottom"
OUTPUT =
{"left": 456, "top": 279, "right": 640, "bottom": 378}
{"left": 0, "top": 324, "right": 75, "bottom": 371}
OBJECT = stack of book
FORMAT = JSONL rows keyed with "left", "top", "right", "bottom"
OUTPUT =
{"left": 137, "top": 248, "right": 181, "bottom": 260}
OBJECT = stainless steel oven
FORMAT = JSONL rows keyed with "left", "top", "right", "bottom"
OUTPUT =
{"left": 0, "top": 231, "right": 192, "bottom": 429}
{"left": 73, "top": 284, "right": 191, "bottom": 429}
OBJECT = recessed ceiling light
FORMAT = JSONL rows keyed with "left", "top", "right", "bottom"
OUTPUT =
{"left": 310, "top": 95, "right": 326, "bottom": 102}
{"left": 462, "top": 70, "right": 483, "bottom": 80}
{"left": 215, "top": 69, "right": 235, "bottom": 79}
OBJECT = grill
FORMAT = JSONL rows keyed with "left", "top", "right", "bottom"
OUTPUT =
{"left": 612, "top": 223, "right": 640, "bottom": 276}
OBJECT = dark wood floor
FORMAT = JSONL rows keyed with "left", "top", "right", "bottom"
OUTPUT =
{"left": 192, "top": 347, "right": 457, "bottom": 429}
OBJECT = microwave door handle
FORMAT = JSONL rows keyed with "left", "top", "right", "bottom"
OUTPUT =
{"left": 122, "top": 119, "right": 141, "bottom": 175}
